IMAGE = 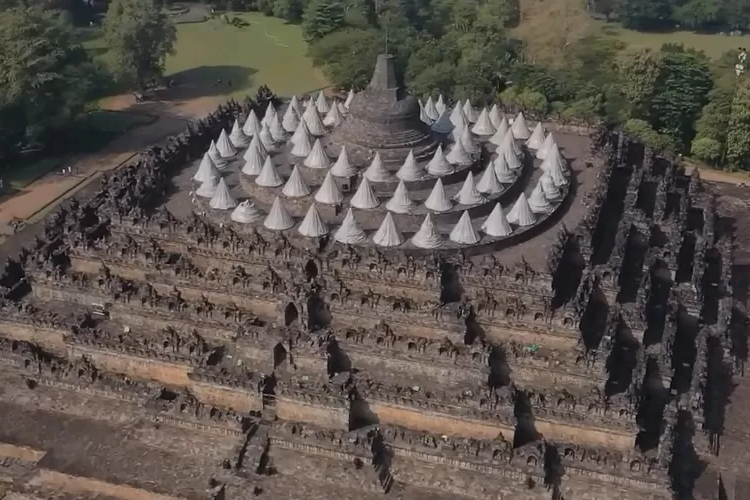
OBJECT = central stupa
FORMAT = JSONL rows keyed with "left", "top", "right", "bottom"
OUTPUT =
{"left": 332, "top": 54, "right": 438, "bottom": 166}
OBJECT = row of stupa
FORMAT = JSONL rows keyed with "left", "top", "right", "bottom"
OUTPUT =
{"left": 189, "top": 53, "right": 570, "bottom": 248}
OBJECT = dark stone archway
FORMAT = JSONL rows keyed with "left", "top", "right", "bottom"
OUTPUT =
{"left": 284, "top": 302, "right": 298, "bottom": 326}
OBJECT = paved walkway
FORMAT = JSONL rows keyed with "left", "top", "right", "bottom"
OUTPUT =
{"left": 0, "top": 94, "right": 221, "bottom": 236}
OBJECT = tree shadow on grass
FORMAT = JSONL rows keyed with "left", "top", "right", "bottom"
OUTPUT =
{"left": 158, "top": 65, "right": 258, "bottom": 102}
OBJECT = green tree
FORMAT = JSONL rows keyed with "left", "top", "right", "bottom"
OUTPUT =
{"left": 726, "top": 79, "right": 750, "bottom": 170}
{"left": 302, "top": 0, "right": 345, "bottom": 41}
{"left": 103, "top": 0, "right": 176, "bottom": 90}
{"left": 308, "top": 28, "right": 380, "bottom": 89}
{"left": 616, "top": 0, "right": 673, "bottom": 30}
{"left": 516, "top": 89, "right": 549, "bottom": 116}
{"left": 273, "top": 0, "right": 306, "bottom": 22}
{"left": 0, "top": 6, "right": 94, "bottom": 160}
{"left": 691, "top": 137, "right": 722, "bottom": 165}
{"left": 649, "top": 50, "right": 713, "bottom": 149}
{"left": 624, "top": 118, "right": 674, "bottom": 151}
{"left": 674, "top": 0, "right": 724, "bottom": 29}
{"left": 617, "top": 49, "right": 662, "bottom": 118}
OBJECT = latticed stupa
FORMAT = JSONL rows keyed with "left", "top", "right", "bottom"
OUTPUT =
{"left": 0, "top": 53, "right": 739, "bottom": 500}
{"left": 331, "top": 54, "right": 438, "bottom": 165}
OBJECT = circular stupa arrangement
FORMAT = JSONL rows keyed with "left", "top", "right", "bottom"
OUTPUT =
{"left": 190, "top": 54, "right": 572, "bottom": 251}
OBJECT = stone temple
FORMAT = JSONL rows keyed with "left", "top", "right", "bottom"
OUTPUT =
{"left": 0, "top": 55, "right": 742, "bottom": 500}
{"left": 332, "top": 54, "right": 438, "bottom": 165}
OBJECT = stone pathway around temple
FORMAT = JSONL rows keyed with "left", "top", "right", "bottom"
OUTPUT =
{"left": 0, "top": 93, "right": 222, "bottom": 237}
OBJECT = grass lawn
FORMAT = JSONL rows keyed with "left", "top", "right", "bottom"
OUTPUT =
{"left": 165, "top": 13, "right": 327, "bottom": 98}
{"left": 593, "top": 20, "right": 750, "bottom": 59}
{"left": 83, "top": 12, "right": 327, "bottom": 101}
{"left": 0, "top": 110, "right": 155, "bottom": 196}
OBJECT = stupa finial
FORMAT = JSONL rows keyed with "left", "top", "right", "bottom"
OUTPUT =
{"left": 370, "top": 54, "right": 398, "bottom": 91}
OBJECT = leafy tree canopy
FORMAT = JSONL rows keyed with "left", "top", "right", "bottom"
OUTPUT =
{"left": 103, "top": 0, "right": 177, "bottom": 89}
{"left": 0, "top": 6, "right": 94, "bottom": 160}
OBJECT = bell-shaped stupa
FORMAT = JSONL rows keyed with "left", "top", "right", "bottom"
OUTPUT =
{"left": 332, "top": 54, "right": 438, "bottom": 166}
{"left": 373, "top": 212, "right": 404, "bottom": 247}
{"left": 424, "top": 178, "right": 453, "bottom": 212}
{"left": 334, "top": 208, "right": 368, "bottom": 244}
{"left": 450, "top": 211, "right": 481, "bottom": 245}
{"left": 411, "top": 214, "right": 444, "bottom": 249}
{"left": 482, "top": 202, "right": 512, "bottom": 237}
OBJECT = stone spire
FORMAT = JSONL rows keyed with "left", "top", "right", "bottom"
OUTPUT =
{"left": 528, "top": 181, "right": 553, "bottom": 214}
{"left": 426, "top": 144, "right": 453, "bottom": 177}
{"left": 298, "top": 203, "right": 328, "bottom": 237}
{"left": 370, "top": 54, "right": 398, "bottom": 90}
{"left": 324, "top": 101, "right": 344, "bottom": 128}
{"left": 282, "top": 104, "right": 300, "bottom": 133}
{"left": 436, "top": 94, "right": 446, "bottom": 115}
{"left": 482, "top": 202, "right": 512, "bottom": 237}
{"left": 208, "top": 140, "right": 227, "bottom": 169}
{"left": 449, "top": 211, "right": 480, "bottom": 245}
{"left": 282, "top": 165, "right": 311, "bottom": 198}
{"left": 471, "top": 107, "right": 496, "bottom": 136}
{"left": 476, "top": 163, "right": 503, "bottom": 195}
{"left": 489, "top": 116, "right": 510, "bottom": 146}
{"left": 264, "top": 196, "right": 295, "bottom": 231}
{"left": 364, "top": 152, "right": 393, "bottom": 182}
{"left": 424, "top": 178, "right": 452, "bottom": 212}
{"left": 511, "top": 111, "right": 531, "bottom": 140}
{"left": 499, "top": 132, "right": 522, "bottom": 170}
{"left": 291, "top": 119, "right": 311, "bottom": 147}
{"left": 396, "top": 150, "right": 427, "bottom": 181}
{"left": 536, "top": 132, "right": 557, "bottom": 160}
{"left": 446, "top": 139, "right": 472, "bottom": 165}
{"left": 373, "top": 212, "right": 403, "bottom": 247}
{"left": 450, "top": 102, "right": 467, "bottom": 127}
{"left": 507, "top": 193, "right": 536, "bottom": 226}
{"left": 454, "top": 171, "right": 486, "bottom": 205}
{"left": 489, "top": 104, "right": 502, "bottom": 129}
{"left": 526, "top": 122, "right": 546, "bottom": 150}
{"left": 316, "top": 91, "right": 330, "bottom": 114}
{"left": 411, "top": 214, "right": 444, "bottom": 249}
{"left": 386, "top": 180, "right": 416, "bottom": 213}
{"left": 231, "top": 200, "right": 263, "bottom": 224}
{"left": 540, "top": 173, "right": 562, "bottom": 201}
{"left": 289, "top": 95, "right": 303, "bottom": 116}
{"left": 269, "top": 114, "right": 287, "bottom": 143}
{"left": 256, "top": 156, "right": 283, "bottom": 187}
{"left": 259, "top": 123, "right": 275, "bottom": 151}
{"left": 304, "top": 139, "right": 331, "bottom": 169}
{"left": 344, "top": 89, "right": 355, "bottom": 109}
{"left": 541, "top": 143, "right": 569, "bottom": 187}
{"left": 330, "top": 146, "right": 357, "bottom": 177}
{"left": 350, "top": 176, "right": 380, "bottom": 209}
{"left": 209, "top": 178, "right": 237, "bottom": 210}
{"left": 196, "top": 175, "right": 219, "bottom": 198}
{"left": 463, "top": 99, "right": 478, "bottom": 123}
{"left": 303, "top": 104, "right": 327, "bottom": 136}
{"left": 290, "top": 131, "right": 312, "bottom": 158}
{"left": 424, "top": 96, "right": 439, "bottom": 121}
{"left": 263, "top": 103, "right": 277, "bottom": 126}
{"left": 194, "top": 153, "right": 220, "bottom": 184}
{"left": 419, "top": 102, "right": 434, "bottom": 126}
{"left": 493, "top": 152, "right": 516, "bottom": 183}
{"left": 248, "top": 134, "right": 268, "bottom": 161}
{"left": 229, "top": 118, "right": 250, "bottom": 148}
{"left": 334, "top": 208, "right": 367, "bottom": 244}
{"left": 243, "top": 109, "right": 262, "bottom": 137}
{"left": 315, "top": 171, "right": 344, "bottom": 205}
